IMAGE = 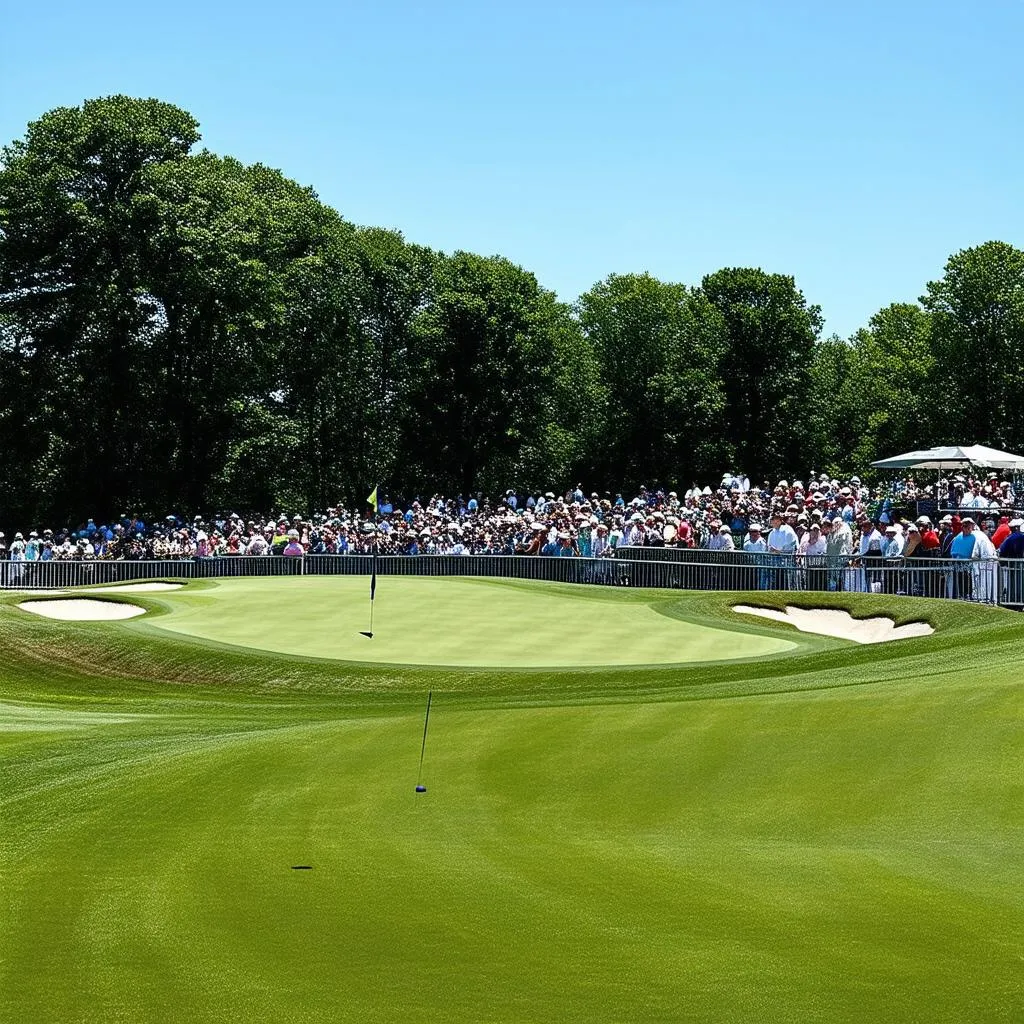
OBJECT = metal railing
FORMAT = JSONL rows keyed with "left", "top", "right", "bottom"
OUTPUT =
{"left": 2, "top": 552, "right": 1022, "bottom": 609}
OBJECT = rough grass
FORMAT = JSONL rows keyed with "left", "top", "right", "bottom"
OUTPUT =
{"left": 1, "top": 581, "right": 1022, "bottom": 1023}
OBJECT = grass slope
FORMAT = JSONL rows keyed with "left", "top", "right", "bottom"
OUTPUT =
{"left": 1, "top": 581, "right": 1022, "bottom": 1023}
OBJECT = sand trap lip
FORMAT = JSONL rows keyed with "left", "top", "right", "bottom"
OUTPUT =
{"left": 19, "top": 598, "right": 146, "bottom": 621}
{"left": 732, "top": 604, "right": 934, "bottom": 644}
{"left": 86, "top": 582, "right": 183, "bottom": 593}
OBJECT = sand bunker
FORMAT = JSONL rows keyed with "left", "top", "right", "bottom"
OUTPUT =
{"left": 19, "top": 598, "right": 146, "bottom": 621}
{"left": 88, "top": 582, "right": 183, "bottom": 593}
{"left": 732, "top": 605, "right": 933, "bottom": 644}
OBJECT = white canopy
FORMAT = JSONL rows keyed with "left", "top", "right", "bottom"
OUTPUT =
{"left": 870, "top": 445, "right": 1024, "bottom": 472}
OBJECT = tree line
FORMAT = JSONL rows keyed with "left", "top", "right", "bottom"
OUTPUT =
{"left": 1, "top": 96, "right": 1021, "bottom": 525}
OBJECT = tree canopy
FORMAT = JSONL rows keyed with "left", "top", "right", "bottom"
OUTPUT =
{"left": 1, "top": 96, "right": 1020, "bottom": 523}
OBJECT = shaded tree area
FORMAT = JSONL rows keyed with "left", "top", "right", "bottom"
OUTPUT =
{"left": 2, "top": 96, "right": 1022, "bottom": 525}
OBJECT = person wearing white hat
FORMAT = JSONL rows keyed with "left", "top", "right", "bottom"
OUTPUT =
{"left": 743, "top": 523, "right": 766, "bottom": 553}
{"left": 798, "top": 522, "right": 828, "bottom": 591}
{"left": 742, "top": 523, "right": 768, "bottom": 589}
{"left": 950, "top": 518, "right": 978, "bottom": 599}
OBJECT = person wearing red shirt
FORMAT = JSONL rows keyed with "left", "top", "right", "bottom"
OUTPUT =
{"left": 991, "top": 516, "right": 1012, "bottom": 548}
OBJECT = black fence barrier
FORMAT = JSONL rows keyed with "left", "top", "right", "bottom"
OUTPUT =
{"left": 1, "top": 552, "right": 1022, "bottom": 609}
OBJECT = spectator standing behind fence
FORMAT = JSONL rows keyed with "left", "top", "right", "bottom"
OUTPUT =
{"left": 799, "top": 522, "right": 828, "bottom": 591}
{"left": 951, "top": 517, "right": 978, "bottom": 599}
{"left": 999, "top": 519, "right": 1024, "bottom": 606}
{"left": 972, "top": 519, "right": 997, "bottom": 602}
{"left": 766, "top": 512, "right": 797, "bottom": 590}
{"left": 708, "top": 524, "right": 735, "bottom": 551}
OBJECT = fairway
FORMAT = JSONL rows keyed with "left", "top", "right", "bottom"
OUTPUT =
{"left": 140, "top": 576, "right": 798, "bottom": 666}
{"left": 2, "top": 584, "right": 1022, "bottom": 1024}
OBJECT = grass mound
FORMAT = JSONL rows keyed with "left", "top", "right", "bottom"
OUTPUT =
{"left": 1, "top": 581, "right": 1021, "bottom": 1023}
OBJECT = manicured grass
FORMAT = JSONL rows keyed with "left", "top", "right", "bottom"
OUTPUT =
{"left": 141, "top": 576, "right": 798, "bottom": 666}
{"left": 1, "top": 581, "right": 1022, "bottom": 1023}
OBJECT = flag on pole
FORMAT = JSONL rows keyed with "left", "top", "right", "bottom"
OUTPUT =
{"left": 370, "top": 545, "right": 377, "bottom": 602}
{"left": 367, "top": 485, "right": 378, "bottom": 513}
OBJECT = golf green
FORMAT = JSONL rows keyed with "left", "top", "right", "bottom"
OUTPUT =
{"left": 2, "top": 583, "right": 1021, "bottom": 1023}
{"left": 140, "top": 576, "right": 798, "bottom": 666}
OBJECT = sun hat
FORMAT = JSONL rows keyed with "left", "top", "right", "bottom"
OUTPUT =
{"left": 718, "top": 524, "right": 731, "bottom": 533}
{"left": 748, "top": 523, "right": 762, "bottom": 532}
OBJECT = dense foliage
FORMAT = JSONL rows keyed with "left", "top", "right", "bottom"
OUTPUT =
{"left": 1, "top": 97, "right": 1020, "bottom": 522}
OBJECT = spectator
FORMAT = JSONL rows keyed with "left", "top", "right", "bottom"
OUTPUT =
{"left": 799, "top": 522, "right": 828, "bottom": 591}
{"left": 951, "top": 517, "right": 978, "bottom": 599}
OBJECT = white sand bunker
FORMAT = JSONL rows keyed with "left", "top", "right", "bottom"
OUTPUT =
{"left": 19, "top": 598, "right": 146, "bottom": 621}
{"left": 732, "top": 605, "right": 934, "bottom": 644}
{"left": 88, "top": 582, "right": 183, "bottom": 593}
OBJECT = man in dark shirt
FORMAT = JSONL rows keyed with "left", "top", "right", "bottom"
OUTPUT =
{"left": 999, "top": 519, "right": 1024, "bottom": 606}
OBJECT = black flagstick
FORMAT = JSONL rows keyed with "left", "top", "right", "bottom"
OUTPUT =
{"left": 360, "top": 501, "right": 378, "bottom": 638}
{"left": 415, "top": 691, "right": 432, "bottom": 793}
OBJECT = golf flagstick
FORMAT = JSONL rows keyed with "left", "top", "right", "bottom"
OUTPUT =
{"left": 415, "top": 690, "right": 432, "bottom": 792}
{"left": 360, "top": 486, "right": 379, "bottom": 638}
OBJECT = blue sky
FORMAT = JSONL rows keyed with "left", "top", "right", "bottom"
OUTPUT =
{"left": 3, "top": 1, "right": 1021, "bottom": 337}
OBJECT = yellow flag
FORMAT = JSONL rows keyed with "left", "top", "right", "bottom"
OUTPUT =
{"left": 367, "top": 486, "right": 378, "bottom": 513}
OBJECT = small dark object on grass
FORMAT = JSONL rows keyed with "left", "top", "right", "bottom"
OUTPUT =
{"left": 415, "top": 785, "right": 427, "bottom": 793}
{"left": 359, "top": 631, "right": 373, "bottom": 638}
{"left": 291, "top": 865, "right": 313, "bottom": 870}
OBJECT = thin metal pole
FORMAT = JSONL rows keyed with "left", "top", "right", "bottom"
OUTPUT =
{"left": 417, "top": 690, "right": 433, "bottom": 786}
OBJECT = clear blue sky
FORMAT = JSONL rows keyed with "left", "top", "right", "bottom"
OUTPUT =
{"left": 3, "top": 1, "right": 1021, "bottom": 337}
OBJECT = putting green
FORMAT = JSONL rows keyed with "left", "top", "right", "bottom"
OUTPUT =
{"left": 141, "top": 576, "right": 798, "bottom": 666}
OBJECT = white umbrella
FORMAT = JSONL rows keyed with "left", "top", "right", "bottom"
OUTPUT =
{"left": 870, "top": 445, "right": 1024, "bottom": 472}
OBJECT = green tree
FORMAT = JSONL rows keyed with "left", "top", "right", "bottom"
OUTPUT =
{"left": 0, "top": 96, "right": 200, "bottom": 521}
{"left": 922, "top": 241, "right": 1024, "bottom": 446}
{"left": 407, "top": 252, "right": 590, "bottom": 495}
{"left": 577, "top": 272, "right": 729, "bottom": 490}
{"left": 701, "top": 268, "right": 823, "bottom": 481}
{"left": 838, "top": 304, "right": 936, "bottom": 468}
{"left": 804, "top": 334, "right": 858, "bottom": 476}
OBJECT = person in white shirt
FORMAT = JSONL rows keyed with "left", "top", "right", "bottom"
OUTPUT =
{"left": 858, "top": 519, "right": 884, "bottom": 592}
{"left": 743, "top": 524, "right": 767, "bottom": 554}
{"left": 767, "top": 512, "right": 798, "bottom": 554}
{"left": 972, "top": 520, "right": 998, "bottom": 601}
{"left": 799, "top": 522, "right": 828, "bottom": 590}
{"left": 766, "top": 512, "right": 798, "bottom": 589}
{"left": 707, "top": 524, "right": 735, "bottom": 551}
{"left": 882, "top": 525, "right": 904, "bottom": 592}
{"left": 820, "top": 517, "right": 850, "bottom": 591}
{"left": 960, "top": 484, "right": 987, "bottom": 510}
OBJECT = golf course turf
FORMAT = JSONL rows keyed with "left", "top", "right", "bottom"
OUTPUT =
{"left": 1, "top": 577, "right": 1022, "bottom": 1023}
{"left": 142, "top": 576, "right": 799, "bottom": 666}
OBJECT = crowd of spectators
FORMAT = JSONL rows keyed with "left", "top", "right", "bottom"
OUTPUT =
{"left": 2, "top": 471, "right": 1022, "bottom": 572}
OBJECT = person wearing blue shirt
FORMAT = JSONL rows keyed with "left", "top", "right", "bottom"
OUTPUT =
{"left": 951, "top": 518, "right": 978, "bottom": 599}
